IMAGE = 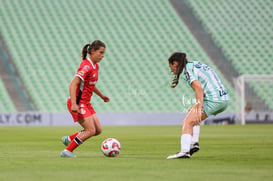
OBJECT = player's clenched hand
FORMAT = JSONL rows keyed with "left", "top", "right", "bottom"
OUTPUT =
{"left": 71, "top": 103, "right": 79, "bottom": 113}
{"left": 101, "top": 95, "right": 110, "bottom": 102}
{"left": 188, "top": 104, "right": 202, "bottom": 125}
{"left": 195, "top": 109, "right": 202, "bottom": 125}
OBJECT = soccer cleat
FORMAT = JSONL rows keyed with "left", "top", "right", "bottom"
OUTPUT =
{"left": 60, "top": 150, "right": 76, "bottom": 158}
{"left": 61, "top": 136, "right": 71, "bottom": 146}
{"left": 190, "top": 142, "right": 200, "bottom": 156}
{"left": 166, "top": 152, "right": 190, "bottom": 159}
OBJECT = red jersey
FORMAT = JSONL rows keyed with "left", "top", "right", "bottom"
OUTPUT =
{"left": 75, "top": 58, "right": 99, "bottom": 104}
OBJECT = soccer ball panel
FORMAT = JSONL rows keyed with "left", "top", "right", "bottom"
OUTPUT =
{"left": 101, "top": 138, "right": 121, "bottom": 157}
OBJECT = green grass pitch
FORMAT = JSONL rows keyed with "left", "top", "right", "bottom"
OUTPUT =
{"left": 0, "top": 125, "right": 272, "bottom": 181}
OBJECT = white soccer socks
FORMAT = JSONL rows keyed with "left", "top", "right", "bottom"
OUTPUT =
{"left": 181, "top": 134, "right": 192, "bottom": 153}
{"left": 192, "top": 125, "right": 200, "bottom": 144}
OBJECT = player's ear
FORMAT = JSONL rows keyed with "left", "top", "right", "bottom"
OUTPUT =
{"left": 173, "top": 61, "right": 179, "bottom": 67}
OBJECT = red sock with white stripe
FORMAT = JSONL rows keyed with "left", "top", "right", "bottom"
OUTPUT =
{"left": 68, "top": 130, "right": 84, "bottom": 142}
{"left": 66, "top": 136, "right": 83, "bottom": 152}
{"left": 68, "top": 132, "right": 79, "bottom": 142}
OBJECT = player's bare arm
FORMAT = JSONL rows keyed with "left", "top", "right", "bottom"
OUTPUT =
{"left": 94, "top": 85, "right": 110, "bottom": 102}
{"left": 69, "top": 76, "right": 82, "bottom": 112}
{"left": 191, "top": 80, "right": 204, "bottom": 123}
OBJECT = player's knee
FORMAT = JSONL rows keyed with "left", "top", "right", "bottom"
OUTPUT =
{"left": 183, "top": 119, "right": 195, "bottom": 128}
{"left": 95, "top": 128, "right": 102, "bottom": 136}
{"left": 85, "top": 129, "right": 96, "bottom": 138}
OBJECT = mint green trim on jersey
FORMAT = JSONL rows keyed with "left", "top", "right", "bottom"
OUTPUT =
{"left": 181, "top": 61, "right": 229, "bottom": 101}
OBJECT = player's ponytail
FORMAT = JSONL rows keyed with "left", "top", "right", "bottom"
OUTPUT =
{"left": 168, "top": 52, "right": 188, "bottom": 88}
{"left": 81, "top": 40, "right": 106, "bottom": 60}
{"left": 81, "top": 44, "right": 90, "bottom": 60}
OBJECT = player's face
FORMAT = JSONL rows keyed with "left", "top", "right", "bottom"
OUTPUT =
{"left": 91, "top": 47, "right": 105, "bottom": 63}
{"left": 169, "top": 61, "right": 178, "bottom": 75}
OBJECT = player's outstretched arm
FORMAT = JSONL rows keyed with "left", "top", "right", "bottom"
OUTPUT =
{"left": 94, "top": 85, "right": 110, "bottom": 102}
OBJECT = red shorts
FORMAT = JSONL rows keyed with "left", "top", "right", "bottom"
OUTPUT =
{"left": 67, "top": 98, "right": 96, "bottom": 122}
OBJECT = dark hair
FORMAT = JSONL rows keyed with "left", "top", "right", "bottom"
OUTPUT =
{"left": 81, "top": 40, "right": 106, "bottom": 60}
{"left": 168, "top": 52, "right": 188, "bottom": 88}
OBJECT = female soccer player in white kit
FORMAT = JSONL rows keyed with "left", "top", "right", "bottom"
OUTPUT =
{"left": 167, "top": 52, "right": 229, "bottom": 159}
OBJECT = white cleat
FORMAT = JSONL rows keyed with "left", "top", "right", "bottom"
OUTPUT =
{"left": 167, "top": 152, "right": 190, "bottom": 159}
{"left": 60, "top": 150, "right": 76, "bottom": 158}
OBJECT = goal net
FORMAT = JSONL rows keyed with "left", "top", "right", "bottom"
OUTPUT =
{"left": 234, "top": 75, "right": 273, "bottom": 125}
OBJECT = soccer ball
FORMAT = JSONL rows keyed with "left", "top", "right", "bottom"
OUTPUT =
{"left": 101, "top": 138, "right": 121, "bottom": 157}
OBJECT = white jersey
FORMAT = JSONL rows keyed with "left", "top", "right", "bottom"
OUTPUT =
{"left": 181, "top": 61, "right": 229, "bottom": 101}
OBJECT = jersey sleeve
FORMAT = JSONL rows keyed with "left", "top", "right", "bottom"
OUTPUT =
{"left": 75, "top": 62, "right": 91, "bottom": 80}
{"left": 184, "top": 63, "right": 198, "bottom": 85}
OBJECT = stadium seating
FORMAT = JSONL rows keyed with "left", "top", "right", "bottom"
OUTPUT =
{"left": 0, "top": 79, "right": 16, "bottom": 112}
{"left": 0, "top": 0, "right": 236, "bottom": 112}
{"left": 0, "top": 33, "right": 17, "bottom": 112}
{"left": 185, "top": 0, "right": 273, "bottom": 110}
{"left": 185, "top": 0, "right": 273, "bottom": 73}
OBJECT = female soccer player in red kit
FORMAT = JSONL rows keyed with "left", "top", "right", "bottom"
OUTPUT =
{"left": 61, "top": 40, "right": 109, "bottom": 157}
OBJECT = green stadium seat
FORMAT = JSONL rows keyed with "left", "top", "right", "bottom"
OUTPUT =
{"left": 0, "top": 79, "right": 17, "bottom": 112}
{"left": 0, "top": 0, "right": 237, "bottom": 112}
{"left": 186, "top": 0, "right": 273, "bottom": 110}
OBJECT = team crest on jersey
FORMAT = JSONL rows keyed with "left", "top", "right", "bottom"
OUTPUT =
{"left": 83, "top": 65, "right": 90, "bottom": 71}
{"left": 79, "top": 108, "right": 86, "bottom": 114}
